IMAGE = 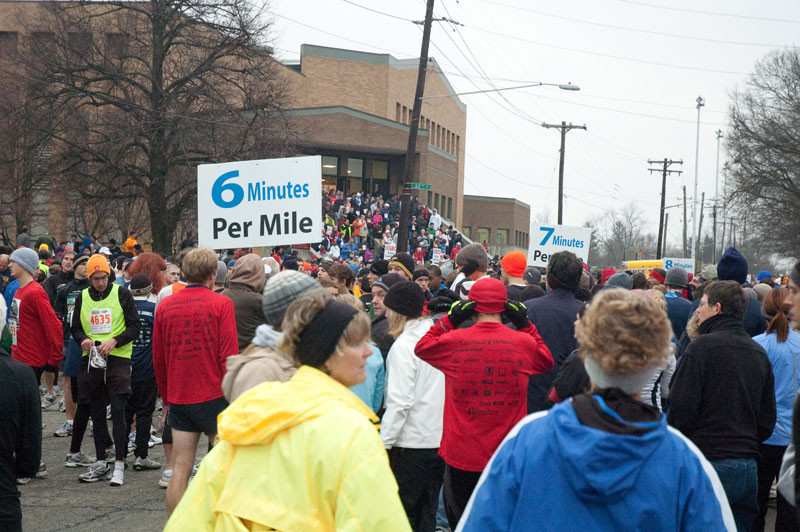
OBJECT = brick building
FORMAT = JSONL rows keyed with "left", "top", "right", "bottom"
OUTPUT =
{"left": 278, "top": 44, "right": 467, "bottom": 228}
{"left": 461, "top": 195, "right": 531, "bottom": 257}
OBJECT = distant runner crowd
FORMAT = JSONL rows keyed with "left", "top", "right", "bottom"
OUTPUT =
{"left": 1, "top": 223, "right": 800, "bottom": 532}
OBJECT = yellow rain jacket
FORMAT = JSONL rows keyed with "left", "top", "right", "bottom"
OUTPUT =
{"left": 165, "top": 365, "right": 412, "bottom": 532}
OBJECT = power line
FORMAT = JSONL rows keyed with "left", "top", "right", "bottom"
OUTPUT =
{"left": 617, "top": 0, "right": 800, "bottom": 24}
{"left": 478, "top": 0, "right": 784, "bottom": 48}
{"left": 333, "top": 0, "right": 751, "bottom": 75}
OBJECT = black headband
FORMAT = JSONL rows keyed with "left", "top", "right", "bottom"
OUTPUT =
{"left": 295, "top": 300, "right": 359, "bottom": 367}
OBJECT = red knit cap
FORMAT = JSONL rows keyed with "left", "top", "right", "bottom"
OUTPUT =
{"left": 468, "top": 277, "right": 507, "bottom": 314}
{"left": 500, "top": 251, "right": 527, "bottom": 278}
{"left": 601, "top": 267, "right": 617, "bottom": 284}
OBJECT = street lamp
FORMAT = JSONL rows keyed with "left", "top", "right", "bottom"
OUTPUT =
{"left": 420, "top": 81, "right": 580, "bottom": 100}
{"left": 691, "top": 95, "right": 704, "bottom": 261}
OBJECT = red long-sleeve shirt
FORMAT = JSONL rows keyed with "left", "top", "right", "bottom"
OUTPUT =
{"left": 414, "top": 317, "right": 553, "bottom": 471}
{"left": 9, "top": 281, "right": 63, "bottom": 368}
{"left": 152, "top": 286, "right": 238, "bottom": 405}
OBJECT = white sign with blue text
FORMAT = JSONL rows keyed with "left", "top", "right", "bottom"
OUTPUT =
{"left": 197, "top": 156, "right": 322, "bottom": 249}
{"left": 527, "top": 224, "right": 592, "bottom": 267}
{"left": 663, "top": 257, "right": 695, "bottom": 274}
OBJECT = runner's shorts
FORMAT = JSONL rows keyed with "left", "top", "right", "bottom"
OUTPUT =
{"left": 168, "top": 397, "right": 228, "bottom": 435}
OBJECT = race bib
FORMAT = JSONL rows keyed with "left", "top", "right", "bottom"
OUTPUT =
{"left": 89, "top": 308, "right": 113, "bottom": 335}
{"left": 8, "top": 318, "right": 18, "bottom": 346}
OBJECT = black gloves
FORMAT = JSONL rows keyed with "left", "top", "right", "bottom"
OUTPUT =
{"left": 504, "top": 301, "right": 530, "bottom": 329}
{"left": 448, "top": 299, "right": 477, "bottom": 328}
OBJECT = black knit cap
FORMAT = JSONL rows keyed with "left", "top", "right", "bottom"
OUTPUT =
{"left": 384, "top": 280, "right": 424, "bottom": 318}
{"left": 370, "top": 259, "right": 389, "bottom": 276}
{"left": 412, "top": 269, "right": 430, "bottom": 281}
{"left": 129, "top": 273, "right": 153, "bottom": 296}
{"left": 388, "top": 252, "right": 415, "bottom": 279}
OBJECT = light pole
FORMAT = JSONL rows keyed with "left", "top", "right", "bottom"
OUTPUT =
{"left": 691, "top": 95, "right": 704, "bottom": 261}
{"left": 713, "top": 129, "right": 723, "bottom": 262}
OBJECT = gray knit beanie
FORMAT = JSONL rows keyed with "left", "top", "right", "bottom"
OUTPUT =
{"left": 262, "top": 270, "right": 320, "bottom": 326}
{"left": 215, "top": 261, "right": 227, "bottom": 285}
{"left": 664, "top": 266, "right": 688, "bottom": 288}
{"left": 455, "top": 243, "right": 489, "bottom": 272}
{"left": 10, "top": 247, "right": 39, "bottom": 275}
{"left": 606, "top": 272, "right": 633, "bottom": 290}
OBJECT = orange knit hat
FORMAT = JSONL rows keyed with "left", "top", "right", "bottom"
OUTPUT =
{"left": 87, "top": 254, "right": 111, "bottom": 277}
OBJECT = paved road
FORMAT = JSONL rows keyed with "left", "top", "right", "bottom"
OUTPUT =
{"left": 19, "top": 400, "right": 781, "bottom": 531}
{"left": 19, "top": 406, "right": 193, "bottom": 531}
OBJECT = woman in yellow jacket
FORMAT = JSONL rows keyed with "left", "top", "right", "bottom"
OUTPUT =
{"left": 165, "top": 290, "right": 411, "bottom": 532}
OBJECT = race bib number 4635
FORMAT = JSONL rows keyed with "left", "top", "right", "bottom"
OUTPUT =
{"left": 89, "top": 309, "right": 113, "bottom": 335}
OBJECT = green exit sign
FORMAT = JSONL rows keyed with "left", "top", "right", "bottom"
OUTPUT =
{"left": 408, "top": 183, "right": 431, "bottom": 190}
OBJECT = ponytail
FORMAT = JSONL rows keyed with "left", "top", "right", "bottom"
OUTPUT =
{"left": 763, "top": 287, "right": 790, "bottom": 343}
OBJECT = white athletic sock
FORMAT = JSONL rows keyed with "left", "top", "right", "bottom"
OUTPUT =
{"left": 110, "top": 462, "right": 124, "bottom": 486}
{"left": 97, "top": 460, "right": 107, "bottom": 468}
{"left": 66, "top": 420, "right": 73, "bottom": 425}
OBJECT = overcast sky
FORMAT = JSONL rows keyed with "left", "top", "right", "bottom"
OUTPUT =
{"left": 267, "top": 0, "right": 799, "bottom": 248}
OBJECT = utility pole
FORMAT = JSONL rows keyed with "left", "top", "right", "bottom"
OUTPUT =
{"left": 662, "top": 213, "right": 669, "bottom": 257}
{"left": 396, "top": 0, "right": 435, "bottom": 254}
{"left": 691, "top": 95, "right": 705, "bottom": 262}
{"left": 696, "top": 192, "right": 705, "bottom": 261}
{"left": 682, "top": 186, "right": 688, "bottom": 257}
{"left": 647, "top": 158, "right": 682, "bottom": 259}
{"left": 713, "top": 129, "right": 723, "bottom": 262}
{"left": 542, "top": 121, "right": 587, "bottom": 224}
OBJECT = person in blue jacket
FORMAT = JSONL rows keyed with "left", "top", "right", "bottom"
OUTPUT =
{"left": 457, "top": 289, "right": 736, "bottom": 532}
{"left": 752, "top": 286, "right": 800, "bottom": 532}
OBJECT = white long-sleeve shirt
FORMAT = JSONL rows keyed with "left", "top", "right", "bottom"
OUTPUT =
{"left": 380, "top": 317, "right": 444, "bottom": 449}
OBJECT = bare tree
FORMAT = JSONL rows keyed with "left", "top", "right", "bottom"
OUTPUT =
{"left": 727, "top": 48, "right": 800, "bottom": 259}
{"left": 586, "top": 203, "right": 649, "bottom": 266}
{"left": 15, "top": 0, "right": 292, "bottom": 251}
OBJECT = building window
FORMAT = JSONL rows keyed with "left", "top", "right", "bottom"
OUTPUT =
{"left": 477, "top": 227, "right": 490, "bottom": 245}
{"left": 347, "top": 158, "right": 364, "bottom": 178}
{"left": 434, "top": 193, "right": 440, "bottom": 213}
{"left": 0, "top": 32, "right": 18, "bottom": 56}
{"left": 427, "top": 190, "right": 432, "bottom": 207}
{"left": 105, "top": 33, "right": 127, "bottom": 60}
{"left": 396, "top": 103, "right": 401, "bottom": 122}
{"left": 447, "top": 197, "right": 452, "bottom": 219}
{"left": 372, "top": 160, "right": 388, "bottom": 180}
{"left": 446, "top": 130, "right": 451, "bottom": 153}
{"left": 463, "top": 226, "right": 471, "bottom": 238}
{"left": 402, "top": 106, "right": 408, "bottom": 124}
{"left": 496, "top": 229, "right": 509, "bottom": 245}
{"left": 456, "top": 135, "right": 460, "bottom": 158}
{"left": 426, "top": 118, "right": 431, "bottom": 132}
{"left": 322, "top": 155, "right": 338, "bottom": 176}
{"left": 436, "top": 125, "right": 441, "bottom": 148}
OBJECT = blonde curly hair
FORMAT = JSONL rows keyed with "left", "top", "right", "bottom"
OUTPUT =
{"left": 578, "top": 288, "right": 672, "bottom": 375}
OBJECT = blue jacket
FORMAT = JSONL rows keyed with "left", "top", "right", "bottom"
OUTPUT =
{"left": 458, "top": 395, "right": 736, "bottom": 532}
{"left": 349, "top": 344, "right": 385, "bottom": 413}
{"left": 524, "top": 288, "right": 583, "bottom": 412}
{"left": 665, "top": 291, "right": 693, "bottom": 339}
{"left": 753, "top": 329, "right": 800, "bottom": 446}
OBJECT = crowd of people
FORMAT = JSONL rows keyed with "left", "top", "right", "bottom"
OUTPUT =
{"left": 1, "top": 226, "right": 800, "bottom": 532}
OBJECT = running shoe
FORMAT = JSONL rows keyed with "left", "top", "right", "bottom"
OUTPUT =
{"left": 109, "top": 468, "right": 124, "bottom": 487}
{"left": 133, "top": 457, "right": 162, "bottom": 471}
{"left": 155, "top": 397, "right": 163, "bottom": 411}
{"left": 105, "top": 447, "right": 116, "bottom": 461}
{"left": 106, "top": 404, "right": 111, "bottom": 419}
{"left": 65, "top": 452, "right": 95, "bottom": 468}
{"left": 58, "top": 400, "right": 66, "bottom": 412}
{"left": 128, "top": 432, "right": 137, "bottom": 453}
{"left": 54, "top": 421, "right": 73, "bottom": 438}
{"left": 53, "top": 385, "right": 63, "bottom": 396}
{"left": 34, "top": 462, "right": 47, "bottom": 479}
{"left": 39, "top": 385, "right": 46, "bottom": 395}
{"left": 41, "top": 394, "right": 57, "bottom": 410}
{"left": 158, "top": 469, "right": 172, "bottom": 488}
{"left": 149, "top": 434, "right": 162, "bottom": 447}
{"left": 79, "top": 462, "right": 111, "bottom": 483}
{"left": 16, "top": 477, "right": 32, "bottom": 485}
